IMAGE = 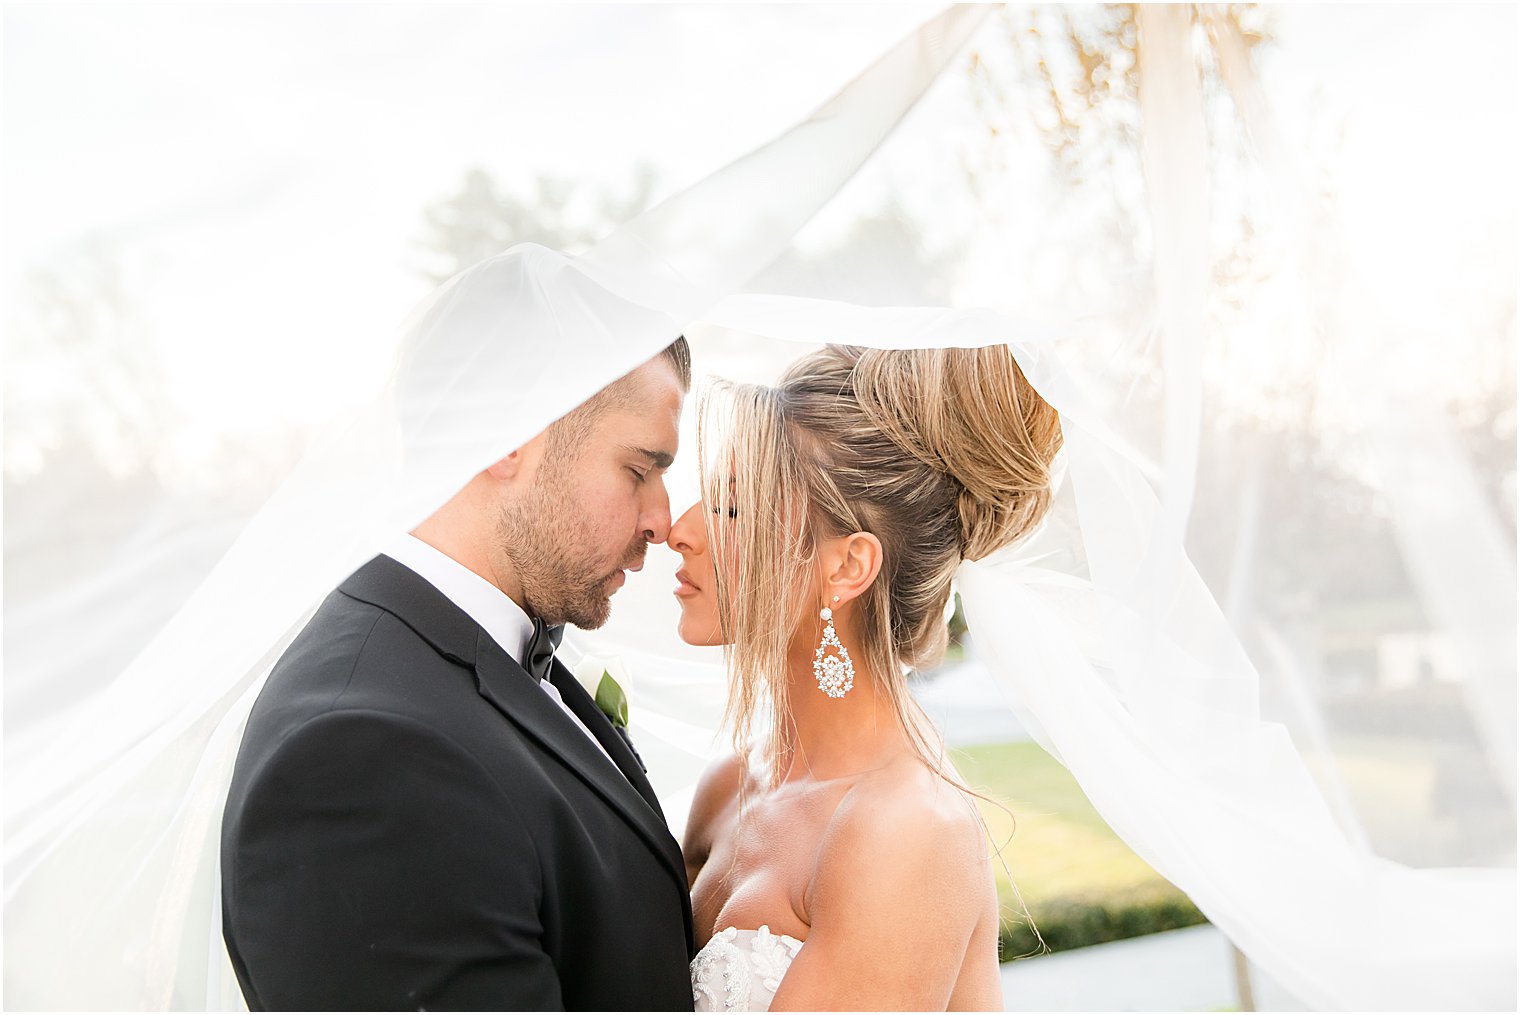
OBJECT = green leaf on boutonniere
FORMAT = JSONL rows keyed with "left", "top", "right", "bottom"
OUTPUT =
{"left": 594, "top": 670, "right": 629, "bottom": 729}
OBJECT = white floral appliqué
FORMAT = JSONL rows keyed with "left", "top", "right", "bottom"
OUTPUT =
{"left": 691, "top": 925, "right": 805, "bottom": 1012}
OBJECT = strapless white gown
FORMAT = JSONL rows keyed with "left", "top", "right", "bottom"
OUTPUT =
{"left": 690, "top": 925, "right": 805, "bottom": 1012}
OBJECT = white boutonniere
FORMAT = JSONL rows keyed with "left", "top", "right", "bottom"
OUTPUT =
{"left": 571, "top": 652, "right": 633, "bottom": 729}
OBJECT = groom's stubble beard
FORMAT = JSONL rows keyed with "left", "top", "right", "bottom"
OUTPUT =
{"left": 495, "top": 457, "right": 647, "bottom": 629}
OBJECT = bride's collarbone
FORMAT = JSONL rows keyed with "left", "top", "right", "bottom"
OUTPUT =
{"left": 729, "top": 752, "right": 953, "bottom": 862}
{"left": 696, "top": 757, "right": 953, "bottom": 948}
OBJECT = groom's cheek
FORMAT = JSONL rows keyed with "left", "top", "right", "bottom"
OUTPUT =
{"left": 591, "top": 469, "right": 640, "bottom": 542}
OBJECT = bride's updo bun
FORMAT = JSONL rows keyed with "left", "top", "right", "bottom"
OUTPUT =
{"left": 843, "top": 346, "right": 1063, "bottom": 564}
{"left": 704, "top": 343, "right": 1062, "bottom": 773}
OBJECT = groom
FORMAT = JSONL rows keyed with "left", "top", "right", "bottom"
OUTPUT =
{"left": 221, "top": 342, "right": 696, "bottom": 1011}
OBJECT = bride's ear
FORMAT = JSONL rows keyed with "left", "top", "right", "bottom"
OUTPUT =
{"left": 822, "top": 531, "right": 884, "bottom": 607}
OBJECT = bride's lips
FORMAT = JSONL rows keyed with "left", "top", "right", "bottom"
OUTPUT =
{"left": 674, "top": 569, "right": 701, "bottom": 598}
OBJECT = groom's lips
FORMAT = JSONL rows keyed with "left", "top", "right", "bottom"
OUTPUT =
{"left": 606, "top": 552, "right": 645, "bottom": 591}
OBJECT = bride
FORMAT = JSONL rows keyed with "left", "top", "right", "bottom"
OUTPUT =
{"left": 674, "top": 344, "right": 1062, "bottom": 1011}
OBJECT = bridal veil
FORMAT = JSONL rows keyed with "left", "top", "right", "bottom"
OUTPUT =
{"left": 5, "top": 6, "right": 1513, "bottom": 1010}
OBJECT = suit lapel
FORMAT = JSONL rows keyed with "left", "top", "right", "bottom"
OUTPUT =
{"left": 541, "top": 660, "right": 695, "bottom": 956}
{"left": 548, "top": 661, "right": 662, "bottom": 815}
{"left": 339, "top": 554, "right": 692, "bottom": 949}
{"left": 471, "top": 633, "right": 688, "bottom": 890}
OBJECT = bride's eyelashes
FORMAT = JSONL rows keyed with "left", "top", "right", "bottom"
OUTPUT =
{"left": 714, "top": 476, "right": 739, "bottom": 519}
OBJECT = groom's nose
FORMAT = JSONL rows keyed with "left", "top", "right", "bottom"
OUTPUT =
{"left": 640, "top": 484, "right": 673, "bottom": 545}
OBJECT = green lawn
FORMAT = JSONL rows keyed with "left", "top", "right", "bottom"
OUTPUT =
{"left": 951, "top": 741, "right": 1209, "bottom": 957}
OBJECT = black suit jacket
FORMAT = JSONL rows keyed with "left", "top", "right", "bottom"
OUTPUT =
{"left": 220, "top": 555, "right": 695, "bottom": 1011}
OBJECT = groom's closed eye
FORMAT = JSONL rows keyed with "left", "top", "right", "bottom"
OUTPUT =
{"left": 622, "top": 445, "right": 675, "bottom": 485}
{"left": 623, "top": 445, "right": 675, "bottom": 471}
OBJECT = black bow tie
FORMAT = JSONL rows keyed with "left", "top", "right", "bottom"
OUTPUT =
{"left": 524, "top": 617, "right": 565, "bottom": 683}
{"left": 522, "top": 616, "right": 647, "bottom": 774}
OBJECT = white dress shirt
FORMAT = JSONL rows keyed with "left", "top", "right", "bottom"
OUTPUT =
{"left": 383, "top": 534, "right": 617, "bottom": 768}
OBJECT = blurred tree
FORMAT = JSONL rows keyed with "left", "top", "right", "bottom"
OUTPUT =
{"left": 4, "top": 242, "right": 304, "bottom": 603}
{"left": 749, "top": 197, "right": 960, "bottom": 306}
{"left": 414, "top": 163, "right": 660, "bottom": 283}
{"left": 958, "top": 9, "right": 1516, "bottom": 870}
{"left": 5, "top": 243, "right": 170, "bottom": 480}
{"left": 959, "top": 3, "right": 1515, "bottom": 622}
{"left": 964, "top": 4, "right": 1273, "bottom": 318}
{"left": 4, "top": 244, "right": 172, "bottom": 600}
{"left": 1453, "top": 308, "right": 1518, "bottom": 540}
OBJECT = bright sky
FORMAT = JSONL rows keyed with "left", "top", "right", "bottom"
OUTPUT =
{"left": 4, "top": 4, "right": 1515, "bottom": 460}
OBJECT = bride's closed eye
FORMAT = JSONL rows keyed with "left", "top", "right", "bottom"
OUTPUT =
{"left": 711, "top": 475, "right": 738, "bottom": 519}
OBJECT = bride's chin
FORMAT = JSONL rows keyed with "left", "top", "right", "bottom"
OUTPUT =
{"left": 675, "top": 619, "right": 705, "bottom": 647}
{"left": 675, "top": 611, "right": 726, "bottom": 648}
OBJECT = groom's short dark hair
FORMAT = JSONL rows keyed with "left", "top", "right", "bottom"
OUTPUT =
{"left": 544, "top": 336, "right": 690, "bottom": 460}
{"left": 658, "top": 336, "right": 692, "bottom": 390}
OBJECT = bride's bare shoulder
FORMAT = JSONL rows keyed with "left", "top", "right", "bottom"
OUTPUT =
{"left": 693, "top": 751, "right": 747, "bottom": 816}
{"left": 781, "top": 754, "right": 991, "bottom": 1007}
{"left": 810, "top": 755, "right": 989, "bottom": 908}
{"left": 843, "top": 755, "right": 983, "bottom": 854}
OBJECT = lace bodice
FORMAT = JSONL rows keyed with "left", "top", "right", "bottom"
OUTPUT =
{"left": 691, "top": 926, "right": 805, "bottom": 1012}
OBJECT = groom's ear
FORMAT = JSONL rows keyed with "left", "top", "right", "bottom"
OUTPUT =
{"left": 485, "top": 431, "right": 548, "bottom": 484}
{"left": 824, "top": 531, "right": 884, "bottom": 606}
{"left": 485, "top": 451, "right": 524, "bottom": 481}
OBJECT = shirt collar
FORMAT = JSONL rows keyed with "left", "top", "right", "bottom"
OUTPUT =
{"left": 382, "top": 534, "right": 535, "bottom": 665}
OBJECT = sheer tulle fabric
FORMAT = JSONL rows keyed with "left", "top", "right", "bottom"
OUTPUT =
{"left": 3, "top": 9, "right": 988, "bottom": 1008}
{"left": 692, "top": 292, "right": 1516, "bottom": 1010}
{"left": 4, "top": 6, "right": 1512, "bottom": 1012}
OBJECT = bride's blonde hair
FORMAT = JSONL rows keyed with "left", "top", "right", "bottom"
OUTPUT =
{"left": 698, "top": 345, "right": 1064, "bottom": 782}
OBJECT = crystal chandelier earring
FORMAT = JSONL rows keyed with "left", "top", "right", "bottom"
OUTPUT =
{"left": 813, "top": 594, "right": 854, "bottom": 698}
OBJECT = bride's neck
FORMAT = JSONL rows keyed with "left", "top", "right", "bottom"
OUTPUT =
{"left": 775, "top": 627, "right": 905, "bottom": 781}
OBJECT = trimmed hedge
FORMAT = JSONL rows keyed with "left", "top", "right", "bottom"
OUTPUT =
{"left": 950, "top": 741, "right": 1211, "bottom": 957}
{"left": 1000, "top": 888, "right": 1209, "bottom": 958}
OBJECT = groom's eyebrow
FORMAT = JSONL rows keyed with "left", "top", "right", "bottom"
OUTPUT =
{"left": 625, "top": 445, "right": 675, "bottom": 470}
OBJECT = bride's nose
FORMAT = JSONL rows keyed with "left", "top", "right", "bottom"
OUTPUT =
{"left": 668, "top": 501, "right": 706, "bottom": 556}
